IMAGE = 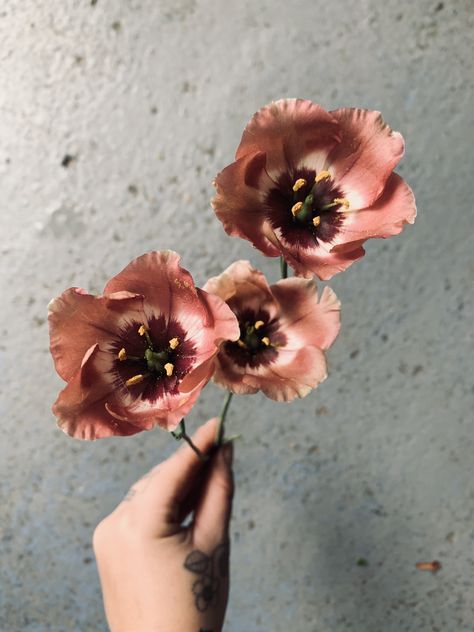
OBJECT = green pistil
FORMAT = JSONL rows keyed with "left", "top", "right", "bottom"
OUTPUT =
{"left": 239, "top": 324, "right": 267, "bottom": 351}
{"left": 294, "top": 193, "right": 314, "bottom": 223}
{"left": 144, "top": 348, "right": 170, "bottom": 373}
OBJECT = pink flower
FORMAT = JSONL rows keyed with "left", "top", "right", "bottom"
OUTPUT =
{"left": 48, "top": 251, "right": 240, "bottom": 440}
{"left": 203, "top": 260, "right": 341, "bottom": 401}
{"left": 212, "top": 99, "right": 416, "bottom": 279}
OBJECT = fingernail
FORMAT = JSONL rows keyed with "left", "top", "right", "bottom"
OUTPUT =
{"left": 221, "top": 442, "right": 233, "bottom": 468}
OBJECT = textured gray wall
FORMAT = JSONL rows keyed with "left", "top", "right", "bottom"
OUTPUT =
{"left": 1, "top": 1, "right": 473, "bottom": 630}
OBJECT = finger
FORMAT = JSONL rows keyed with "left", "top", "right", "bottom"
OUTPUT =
{"left": 161, "top": 417, "right": 219, "bottom": 504}
{"left": 118, "top": 418, "right": 219, "bottom": 535}
{"left": 192, "top": 441, "right": 234, "bottom": 547}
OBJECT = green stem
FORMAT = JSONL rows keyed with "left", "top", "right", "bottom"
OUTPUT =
{"left": 171, "top": 419, "right": 208, "bottom": 461}
{"left": 215, "top": 391, "right": 234, "bottom": 446}
{"left": 182, "top": 432, "right": 208, "bottom": 461}
{"left": 280, "top": 256, "right": 288, "bottom": 279}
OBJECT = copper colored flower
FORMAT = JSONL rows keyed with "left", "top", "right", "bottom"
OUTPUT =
{"left": 212, "top": 99, "right": 417, "bottom": 279}
{"left": 203, "top": 260, "right": 341, "bottom": 401}
{"left": 48, "top": 251, "right": 239, "bottom": 439}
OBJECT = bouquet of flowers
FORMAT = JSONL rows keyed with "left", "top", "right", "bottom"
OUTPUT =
{"left": 48, "top": 99, "right": 416, "bottom": 457}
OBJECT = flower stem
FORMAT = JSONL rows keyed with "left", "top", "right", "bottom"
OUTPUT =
{"left": 215, "top": 391, "right": 234, "bottom": 446}
{"left": 182, "top": 432, "right": 208, "bottom": 461}
{"left": 280, "top": 256, "right": 288, "bottom": 279}
{"left": 171, "top": 419, "right": 208, "bottom": 461}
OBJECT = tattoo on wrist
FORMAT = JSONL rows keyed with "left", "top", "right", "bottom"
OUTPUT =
{"left": 184, "top": 541, "right": 229, "bottom": 613}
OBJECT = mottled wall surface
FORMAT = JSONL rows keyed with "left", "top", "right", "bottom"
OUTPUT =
{"left": 1, "top": 1, "right": 473, "bottom": 630}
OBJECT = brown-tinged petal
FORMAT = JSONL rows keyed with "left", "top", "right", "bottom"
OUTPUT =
{"left": 236, "top": 99, "right": 341, "bottom": 172}
{"left": 242, "top": 345, "right": 328, "bottom": 402}
{"left": 104, "top": 380, "right": 206, "bottom": 432}
{"left": 264, "top": 225, "right": 366, "bottom": 280}
{"left": 214, "top": 344, "right": 328, "bottom": 402}
{"left": 195, "top": 288, "right": 241, "bottom": 346}
{"left": 271, "top": 279, "right": 341, "bottom": 350}
{"left": 327, "top": 108, "right": 405, "bottom": 209}
{"left": 204, "top": 260, "right": 275, "bottom": 314}
{"left": 53, "top": 344, "right": 147, "bottom": 440}
{"left": 105, "top": 251, "right": 239, "bottom": 348}
{"left": 212, "top": 152, "right": 281, "bottom": 257}
{"left": 48, "top": 289, "right": 145, "bottom": 381}
{"left": 177, "top": 289, "right": 239, "bottom": 393}
{"left": 104, "top": 251, "right": 197, "bottom": 320}
{"left": 330, "top": 173, "right": 417, "bottom": 249}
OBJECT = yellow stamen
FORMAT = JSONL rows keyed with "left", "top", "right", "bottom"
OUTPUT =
{"left": 334, "top": 197, "right": 350, "bottom": 209}
{"left": 254, "top": 320, "right": 264, "bottom": 330}
{"left": 125, "top": 374, "right": 146, "bottom": 387}
{"left": 315, "top": 170, "right": 331, "bottom": 183}
{"left": 291, "top": 201, "right": 303, "bottom": 216}
{"left": 237, "top": 339, "right": 247, "bottom": 348}
{"left": 292, "top": 178, "right": 307, "bottom": 192}
{"left": 138, "top": 325, "right": 147, "bottom": 336}
{"left": 164, "top": 362, "right": 174, "bottom": 377}
{"left": 313, "top": 215, "right": 321, "bottom": 227}
{"left": 169, "top": 337, "right": 179, "bottom": 350}
{"left": 261, "top": 336, "right": 270, "bottom": 346}
{"left": 118, "top": 348, "right": 127, "bottom": 361}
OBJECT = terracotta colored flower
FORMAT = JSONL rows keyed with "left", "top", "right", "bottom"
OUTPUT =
{"left": 203, "top": 260, "right": 341, "bottom": 401}
{"left": 212, "top": 99, "right": 416, "bottom": 279}
{"left": 48, "top": 251, "right": 240, "bottom": 439}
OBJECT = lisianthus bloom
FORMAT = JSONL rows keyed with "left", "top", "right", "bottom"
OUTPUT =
{"left": 48, "top": 251, "right": 239, "bottom": 439}
{"left": 212, "top": 99, "right": 417, "bottom": 279}
{"left": 203, "top": 260, "right": 341, "bottom": 401}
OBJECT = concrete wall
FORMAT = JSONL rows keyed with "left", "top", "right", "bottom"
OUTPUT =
{"left": 1, "top": 1, "right": 473, "bottom": 630}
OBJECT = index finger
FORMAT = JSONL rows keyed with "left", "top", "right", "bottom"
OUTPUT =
{"left": 118, "top": 418, "right": 219, "bottom": 523}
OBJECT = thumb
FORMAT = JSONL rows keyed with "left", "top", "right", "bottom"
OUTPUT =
{"left": 192, "top": 442, "right": 234, "bottom": 547}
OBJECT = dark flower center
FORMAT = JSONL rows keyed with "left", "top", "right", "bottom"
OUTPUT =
{"left": 223, "top": 309, "right": 286, "bottom": 369}
{"left": 111, "top": 316, "right": 195, "bottom": 402}
{"left": 266, "top": 168, "right": 348, "bottom": 248}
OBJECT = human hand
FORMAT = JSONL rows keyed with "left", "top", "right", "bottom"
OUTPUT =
{"left": 93, "top": 418, "right": 234, "bottom": 632}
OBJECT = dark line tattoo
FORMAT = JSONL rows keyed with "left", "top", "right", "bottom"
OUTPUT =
{"left": 184, "top": 541, "right": 229, "bottom": 613}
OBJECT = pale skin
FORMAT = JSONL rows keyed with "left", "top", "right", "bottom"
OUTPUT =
{"left": 93, "top": 418, "right": 234, "bottom": 632}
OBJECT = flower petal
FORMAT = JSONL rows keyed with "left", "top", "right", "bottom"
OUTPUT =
{"left": 212, "top": 152, "right": 281, "bottom": 257}
{"left": 52, "top": 345, "right": 147, "bottom": 440}
{"left": 264, "top": 225, "right": 365, "bottom": 280}
{"left": 331, "top": 173, "right": 417, "bottom": 249}
{"left": 104, "top": 251, "right": 197, "bottom": 321}
{"left": 105, "top": 383, "right": 205, "bottom": 432}
{"left": 242, "top": 345, "right": 328, "bottom": 402}
{"left": 204, "top": 260, "right": 275, "bottom": 313}
{"left": 236, "top": 99, "right": 340, "bottom": 173}
{"left": 327, "top": 108, "right": 405, "bottom": 209}
{"left": 48, "top": 289, "right": 145, "bottom": 381}
{"left": 271, "top": 279, "right": 341, "bottom": 350}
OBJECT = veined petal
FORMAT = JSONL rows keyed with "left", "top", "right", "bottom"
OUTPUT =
{"left": 264, "top": 224, "right": 365, "bottom": 280}
{"left": 236, "top": 99, "right": 341, "bottom": 173}
{"left": 271, "top": 279, "right": 341, "bottom": 350}
{"left": 241, "top": 346, "right": 328, "bottom": 402}
{"left": 330, "top": 173, "right": 417, "bottom": 249}
{"left": 48, "top": 289, "right": 145, "bottom": 381}
{"left": 327, "top": 108, "right": 405, "bottom": 209}
{"left": 53, "top": 345, "right": 147, "bottom": 440}
{"left": 212, "top": 152, "right": 281, "bottom": 257}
